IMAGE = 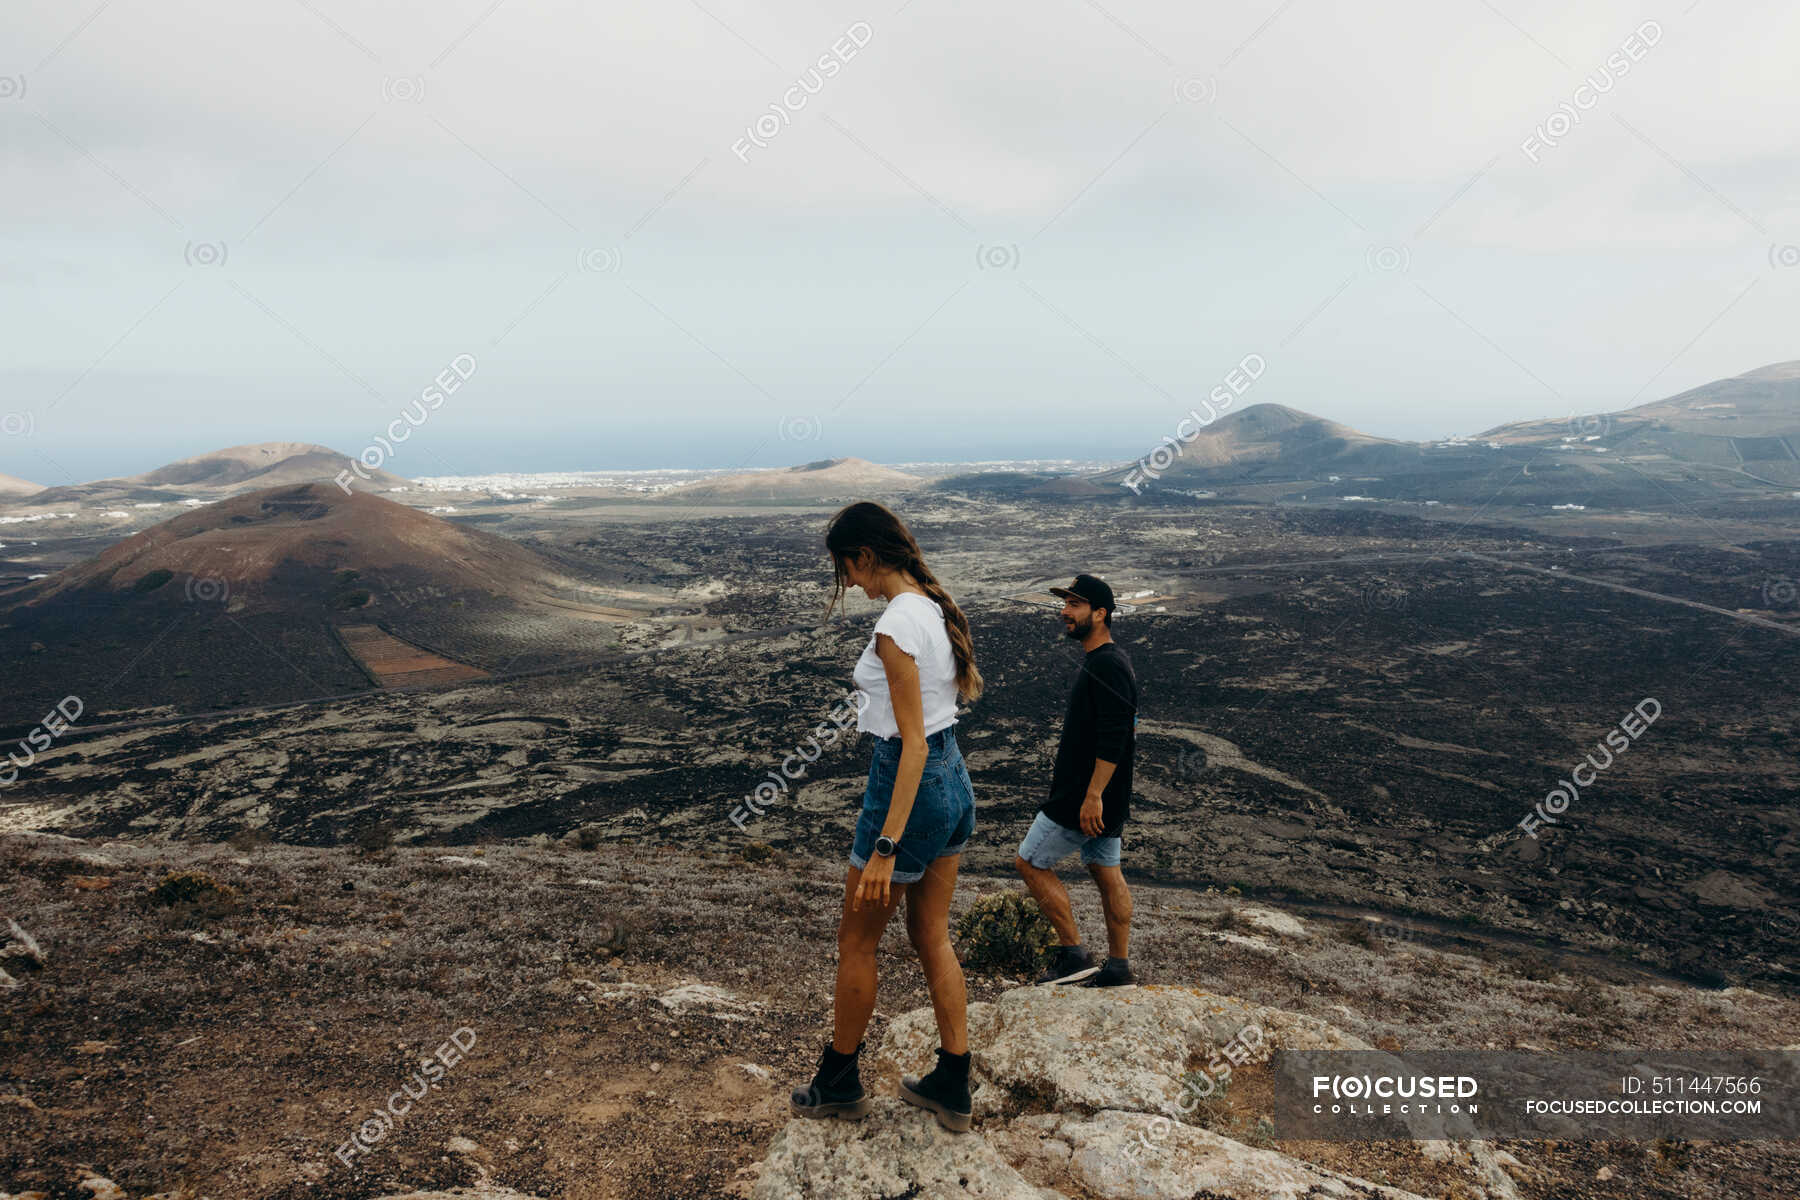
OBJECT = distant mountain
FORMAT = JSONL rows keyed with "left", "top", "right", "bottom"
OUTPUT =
{"left": 1481, "top": 360, "right": 1800, "bottom": 488}
{"left": 0, "top": 472, "right": 41, "bottom": 496}
{"left": 1485, "top": 360, "right": 1800, "bottom": 444}
{"left": 0, "top": 483, "right": 618, "bottom": 723}
{"left": 669, "top": 457, "right": 923, "bottom": 503}
{"left": 132, "top": 441, "right": 410, "bottom": 491}
{"left": 19, "top": 442, "right": 408, "bottom": 506}
{"left": 1087, "top": 403, "right": 1419, "bottom": 487}
{"left": 1063, "top": 366, "right": 1800, "bottom": 508}
{"left": 1629, "top": 360, "right": 1800, "bottom": 436}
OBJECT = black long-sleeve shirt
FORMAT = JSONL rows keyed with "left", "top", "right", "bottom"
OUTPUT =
{"left": 1042, "top": 642, "right": 1137, "bottom": 836}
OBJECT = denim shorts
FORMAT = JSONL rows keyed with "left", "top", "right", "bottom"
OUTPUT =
{"left": 849, "top": 726, "right": 976, "bottom": 884}
{"left": 1017, "top": 810, "right": 1122, "bottom": 869}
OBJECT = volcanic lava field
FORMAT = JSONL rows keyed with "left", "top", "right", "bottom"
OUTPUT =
{"left": 5, "top": 497, "right": 1796, "bottom": 993}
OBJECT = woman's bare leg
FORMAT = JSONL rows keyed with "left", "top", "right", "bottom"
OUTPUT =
{"left": 903, "top": 855, "right": 968, "bottom": 1055}
{"left": 833, "top": 865, "right": 906, "bottom": 1053}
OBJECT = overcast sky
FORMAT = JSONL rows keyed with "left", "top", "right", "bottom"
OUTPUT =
{"left": 5, "top": 0, "right": 1797, "bottom": 482}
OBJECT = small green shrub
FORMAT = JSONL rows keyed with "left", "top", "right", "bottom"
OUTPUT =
{"left": 574, "top": 825, "right": 604, "bottom": 851}
{"left": 152, "top": 870, "right": 238, "bottom": 907}
{"left": 954, "top": 891, "right": 1056, "bottom": 973}
{"left": 740, "top": 841, "right": 781, "bottom": 864}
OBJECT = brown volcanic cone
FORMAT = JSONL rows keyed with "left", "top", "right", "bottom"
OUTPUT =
{"left": 1, "top": 483, "right": 617, "bottom": 723}
{"left": 20, "top": 482, "right": 565, "bottom": 609}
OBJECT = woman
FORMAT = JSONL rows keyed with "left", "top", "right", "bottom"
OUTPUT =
{"left": 790, "top": 500, "right": 983, "bottom": 1132}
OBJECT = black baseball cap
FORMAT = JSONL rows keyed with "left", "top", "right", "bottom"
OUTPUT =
{"left": 1049, "top": 573, "right": 1115, "bottom": 615}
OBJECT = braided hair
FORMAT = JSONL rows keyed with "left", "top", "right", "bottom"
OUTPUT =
{"left": 825, "top": 501, "right": 983, "bottom": 704}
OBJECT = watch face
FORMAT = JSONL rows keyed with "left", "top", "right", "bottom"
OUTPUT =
{"left": 875, "top": 836, "right": 897, "bottom": 857}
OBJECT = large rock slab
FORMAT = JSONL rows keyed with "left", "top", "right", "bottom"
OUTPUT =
{"left": 755, "top": 984, "right": 1516, "bottom": 1200}
{"left": 883, "top": 984, "right": 1368, "bottom": 1119}
{"left": 750, "top": 1097, "right": 1059, "bottom": 1199}
{"left": 999, "top": 1110, "right": 1433, "bottom": 1200}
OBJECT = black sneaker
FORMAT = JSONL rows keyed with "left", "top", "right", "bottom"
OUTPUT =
{"left": 1082, "top": 957, "right": 1137, "bottom": 988}
{"left": 790, "top": 1040, "right": 871, "bottom": 1120}
{"left": 1035, "top": 945, "right": 1099, "bottom": 986}
{"left": 899, "top": 1047, "right": 974, "bottom": 1132}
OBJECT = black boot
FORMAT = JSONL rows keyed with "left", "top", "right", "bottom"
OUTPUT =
{"left": 790, "top": 1040, "right": 870, "bottom": 1120}
{"left": 899, "top": 1047, "right": 973, "bottom": 1132}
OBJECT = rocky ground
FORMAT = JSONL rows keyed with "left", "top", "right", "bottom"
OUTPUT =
{"left": 4, "top": 833, "right": 1799, "bottom": 1199}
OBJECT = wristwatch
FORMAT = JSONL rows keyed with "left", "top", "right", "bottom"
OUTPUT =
{"left": 873, "top": 835, "right": 898, "bottom": 858}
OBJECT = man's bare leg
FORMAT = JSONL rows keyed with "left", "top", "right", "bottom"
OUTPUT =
{"left": 1087, "top": 863, "right": 1132, "bottom": 960}
{"left": 1014, "top": 856, "right": 1081, "bottom": 946}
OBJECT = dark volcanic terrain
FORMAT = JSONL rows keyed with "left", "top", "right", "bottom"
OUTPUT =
{"left": 5, "top": 495, "right": 1796, "bottom": 997}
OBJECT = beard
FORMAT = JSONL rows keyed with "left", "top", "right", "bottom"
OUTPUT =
{"left": 1063, "top": 616, "right": 1093, "bottom": 641}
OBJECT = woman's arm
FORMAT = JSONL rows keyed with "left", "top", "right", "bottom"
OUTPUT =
{"left": 853, "top": 632, "right": 927, "bottom": 909}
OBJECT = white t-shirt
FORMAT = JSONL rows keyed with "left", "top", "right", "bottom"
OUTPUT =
{"left": 853, "top": 591, "right": 960, "bottom": 739}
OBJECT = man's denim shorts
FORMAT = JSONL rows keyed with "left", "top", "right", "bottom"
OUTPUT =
{"left": 1017, "top": 809, "right": 1122, "bottom": 869}
{"left": 849, "top": 726, "right": 976, "bottom": 884}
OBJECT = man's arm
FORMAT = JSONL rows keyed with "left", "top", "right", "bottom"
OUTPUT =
{"left": 1080, "top": 657, "right": 1135, "bottom": 836}
{"left": 1079, "top": 758, "right": 1118, "bottom": 836}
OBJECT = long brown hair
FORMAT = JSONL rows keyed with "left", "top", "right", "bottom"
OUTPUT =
{"left": 825, "top": 501, "right": 983, "bottom": 704}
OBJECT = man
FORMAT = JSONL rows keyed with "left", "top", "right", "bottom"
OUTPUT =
{"left": 1015, "top": 573, "right": 1139, "bottom": 987}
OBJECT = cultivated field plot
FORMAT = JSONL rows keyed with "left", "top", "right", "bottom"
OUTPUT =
{"left": 334, "top": 625, "right": 487, "bottom": 688}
